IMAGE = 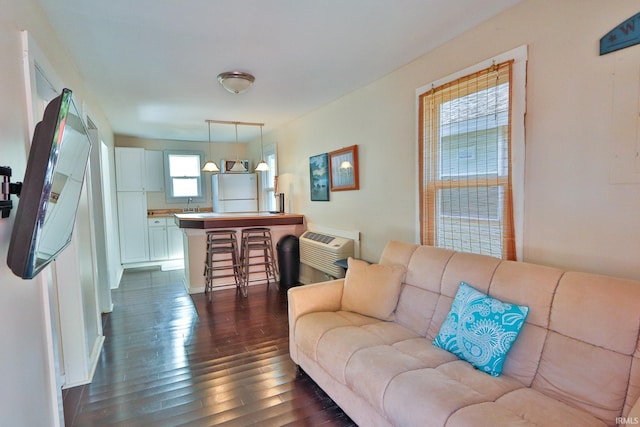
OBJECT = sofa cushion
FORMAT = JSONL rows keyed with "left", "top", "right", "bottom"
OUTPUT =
{"left": 532, "top": 331, "right": 631, "bottom": 424}
{"left": 294, "top": 311, "right": 379, "bottom": 362}
{"left": 394, "top": 284, "right": 440, "bottom": 336}
{"left": 447, "top": 392, "right": 608, "bottom": 427}
{"left": 341, "top": 257, "right": 405, "bottom": 321}
{"left": 345, "top": 344, "right": 427, "bottom": 412}
{"left": 317, "top": 325, "right": 389, "bottom": 384}
{"left": 345, "top": 337, "right": 521, "bottom": 414}
{"left": 383, "top": 368, "right": 495, "bottom": 426}
{"left": 392, "top": 337, "right": 459, "bottom": 366}
{"left": 489, "top": 388, "right": 608, "bottom": 427}
{"left": 317, "top": 320, "right": 419, "bottom": 384}
{"left": 433, "top": 282, "right": 529, "bottom": 377}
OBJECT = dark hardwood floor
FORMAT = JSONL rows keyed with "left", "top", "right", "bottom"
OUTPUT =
{"left": 63, "top": 268, "right": 355, "bottom": 427}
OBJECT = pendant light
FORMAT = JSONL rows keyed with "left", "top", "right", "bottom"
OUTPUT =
{"left": 202, "top": 121, "right": 220, "bottom": 172}
{"left": 255, "top": 125, "right": 269, "bottom": 172}
{"left": 230, "top": 123, "right": 247, "bottom": 172}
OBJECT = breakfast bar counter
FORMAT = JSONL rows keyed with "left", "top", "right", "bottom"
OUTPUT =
{"left": 174, "top": 212, "right": 305, "bottom": 294}
{"left": 174, "top": 212, "right": 304, "bottom": 229}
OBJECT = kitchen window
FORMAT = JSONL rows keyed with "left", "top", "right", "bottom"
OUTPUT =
{"left": 419, "top": 46, "right": 527, "bottom": 260}
{"left": 259, "top": 147, "right": 278, "bottom": 211}
{"left": 164, "top": 151, "right": 205, "bottom": 203}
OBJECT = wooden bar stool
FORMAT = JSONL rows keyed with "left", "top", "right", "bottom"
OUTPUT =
{"left": 204, "top": 229, "right": 241, "bottom": 302}
{"left": 239, "top": 227, "right": 279, "bottom": 297}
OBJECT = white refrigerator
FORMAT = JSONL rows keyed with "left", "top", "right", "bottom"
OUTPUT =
{"left": 212, "top": 173, "right": 258, "bottom": 212}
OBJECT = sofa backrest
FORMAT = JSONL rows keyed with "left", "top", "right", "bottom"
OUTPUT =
{"left": 379, "top": 240, "right": 640, "bottom": 423}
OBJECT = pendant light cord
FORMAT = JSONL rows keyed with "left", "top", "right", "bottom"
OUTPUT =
{"left": 260, "top": 125, "right": 264, "bottom": 159}
{"left": 235, "top": 123, "right": 240, "bottom": 161}
{"left": 208, "top": 121, "right": 212, "bottom": 158}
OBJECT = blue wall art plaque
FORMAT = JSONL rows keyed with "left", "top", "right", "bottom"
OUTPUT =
{"left": 600, "top": 12, "right": 640, "bottom": 55}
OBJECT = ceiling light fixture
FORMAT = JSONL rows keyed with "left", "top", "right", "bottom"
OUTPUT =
{"left": 202, "top": 120, "right": 220, "bottom": 172}
{"left": 255, "top": 125, "right": 269, "bottom": 172}
{"left": 217, "top": 71, "right": 255, "bottom": 94}
{"left": 230, "top": 123, "right": 248, "bottom": 172}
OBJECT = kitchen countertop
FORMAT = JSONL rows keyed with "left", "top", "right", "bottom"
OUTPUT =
{"left": 174, "top": 212, "right": 304, "bottom": 229}
{"left": 148, "top": 208, "right": 213, "bottom": 217}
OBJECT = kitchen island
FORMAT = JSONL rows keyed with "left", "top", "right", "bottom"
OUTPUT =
{"left": 174, "top": 212, "right": 305, "bottom": 294}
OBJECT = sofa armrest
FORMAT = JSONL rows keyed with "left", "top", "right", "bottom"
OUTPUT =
{"left": 287, "top": 279, "right": 345, "bottom": 363}
{"left": 287, "top": 279, "right": 345, "bottom": 321}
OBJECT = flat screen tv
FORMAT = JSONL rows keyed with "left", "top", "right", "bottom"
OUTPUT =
{"left": 7, "top": 88, "right": 91, "bottom": 279}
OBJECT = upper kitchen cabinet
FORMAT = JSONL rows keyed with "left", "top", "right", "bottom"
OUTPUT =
{"left": 115, "top": 147, "right": 146, "bottom": 191}
{"left": 145, "top": 150, "right": 164, "bottom": 192}
{"left": 115, "top": 147, "right": 165, "bottom": 192}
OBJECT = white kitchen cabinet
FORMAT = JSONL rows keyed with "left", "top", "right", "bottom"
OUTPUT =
{"left": 148, "top": 217, "right": 169, "bottom": 261}
{"left": 117, "top": 191, "right": 149, "bottom": 263}
{"left": 115, "top": 147, "right": 146, "bottom": 191}
{"left": 167, "top": 223, "right": 184, "bottom": 260}
{"left": 116, "top": 147, "right": 182, "bottom": 265}
{"left": 147, "top": 217, "right": 184, "bottom": 262}
{"left": 145, "top": 150, "right": 164, "bottom": 192}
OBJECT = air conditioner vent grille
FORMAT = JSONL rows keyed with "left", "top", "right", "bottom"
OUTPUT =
{"left": 302, "top": 232, "right": 335, "bottom": 244}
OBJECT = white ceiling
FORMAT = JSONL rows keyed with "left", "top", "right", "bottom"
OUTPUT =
{"left": 36, "top": 0, "right": 522, "bottom": 143}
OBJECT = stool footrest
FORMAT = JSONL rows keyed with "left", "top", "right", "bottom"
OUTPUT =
{"left": 239, "top": 227, "right": 279, "bottom": 297}
{"left": 203, "top": 230, "right": 241, "bottom": 302}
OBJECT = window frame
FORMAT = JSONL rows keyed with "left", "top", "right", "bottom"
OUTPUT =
{"left": 163, "top": 150, "right": 206, "bottom": 204}
{"left": 258, "top": 144, "right": 278, "bottom": 211}
{"left": 416, "top": 45, "right": 527, "bottom": 260}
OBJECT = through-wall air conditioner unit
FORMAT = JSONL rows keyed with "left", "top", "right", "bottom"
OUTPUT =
{"left": 299, "top": 231, "right": 354, "bottom": 278}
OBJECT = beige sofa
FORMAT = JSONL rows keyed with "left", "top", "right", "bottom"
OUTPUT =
{"left": 287, "top": 241, "right": 640, "bottom": 426}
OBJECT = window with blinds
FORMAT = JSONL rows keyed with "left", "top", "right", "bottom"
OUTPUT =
{"left": 419, "top": 60, "right": 515, "bottom": 260}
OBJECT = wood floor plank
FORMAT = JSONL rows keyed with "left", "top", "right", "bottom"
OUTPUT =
{"left": 64, "top": 268, "right": 355, "bottom": 426}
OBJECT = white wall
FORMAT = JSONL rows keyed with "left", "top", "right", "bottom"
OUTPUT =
{"left": 264, "top": 0, "right": 640, "bottom": 280}
{"left": 0, "top": 1, "right": 114, "bottom": 425}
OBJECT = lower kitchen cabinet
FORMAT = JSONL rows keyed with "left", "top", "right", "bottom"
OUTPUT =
{"left": 117, "top": 191, "right": 149, "bottom": 263}
{"left": 148, "top": 217, "right": 169, "bottom": 260}
{"left": 167, "top": 224, "right": 184, "bottom": 260}
{"left": 117, "top": 196, "right": 184, "bottom": 266}
{"left": 148, "top": 217, "right": 184, "bottom": 261}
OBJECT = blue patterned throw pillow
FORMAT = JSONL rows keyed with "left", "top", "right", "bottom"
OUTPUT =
{"left": 433, "top": 282, "right": 529, "bottom": 377}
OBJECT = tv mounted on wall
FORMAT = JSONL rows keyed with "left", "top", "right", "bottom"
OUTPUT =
{"left": 7, "top": 88, "right": 91, "bottom": 279}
